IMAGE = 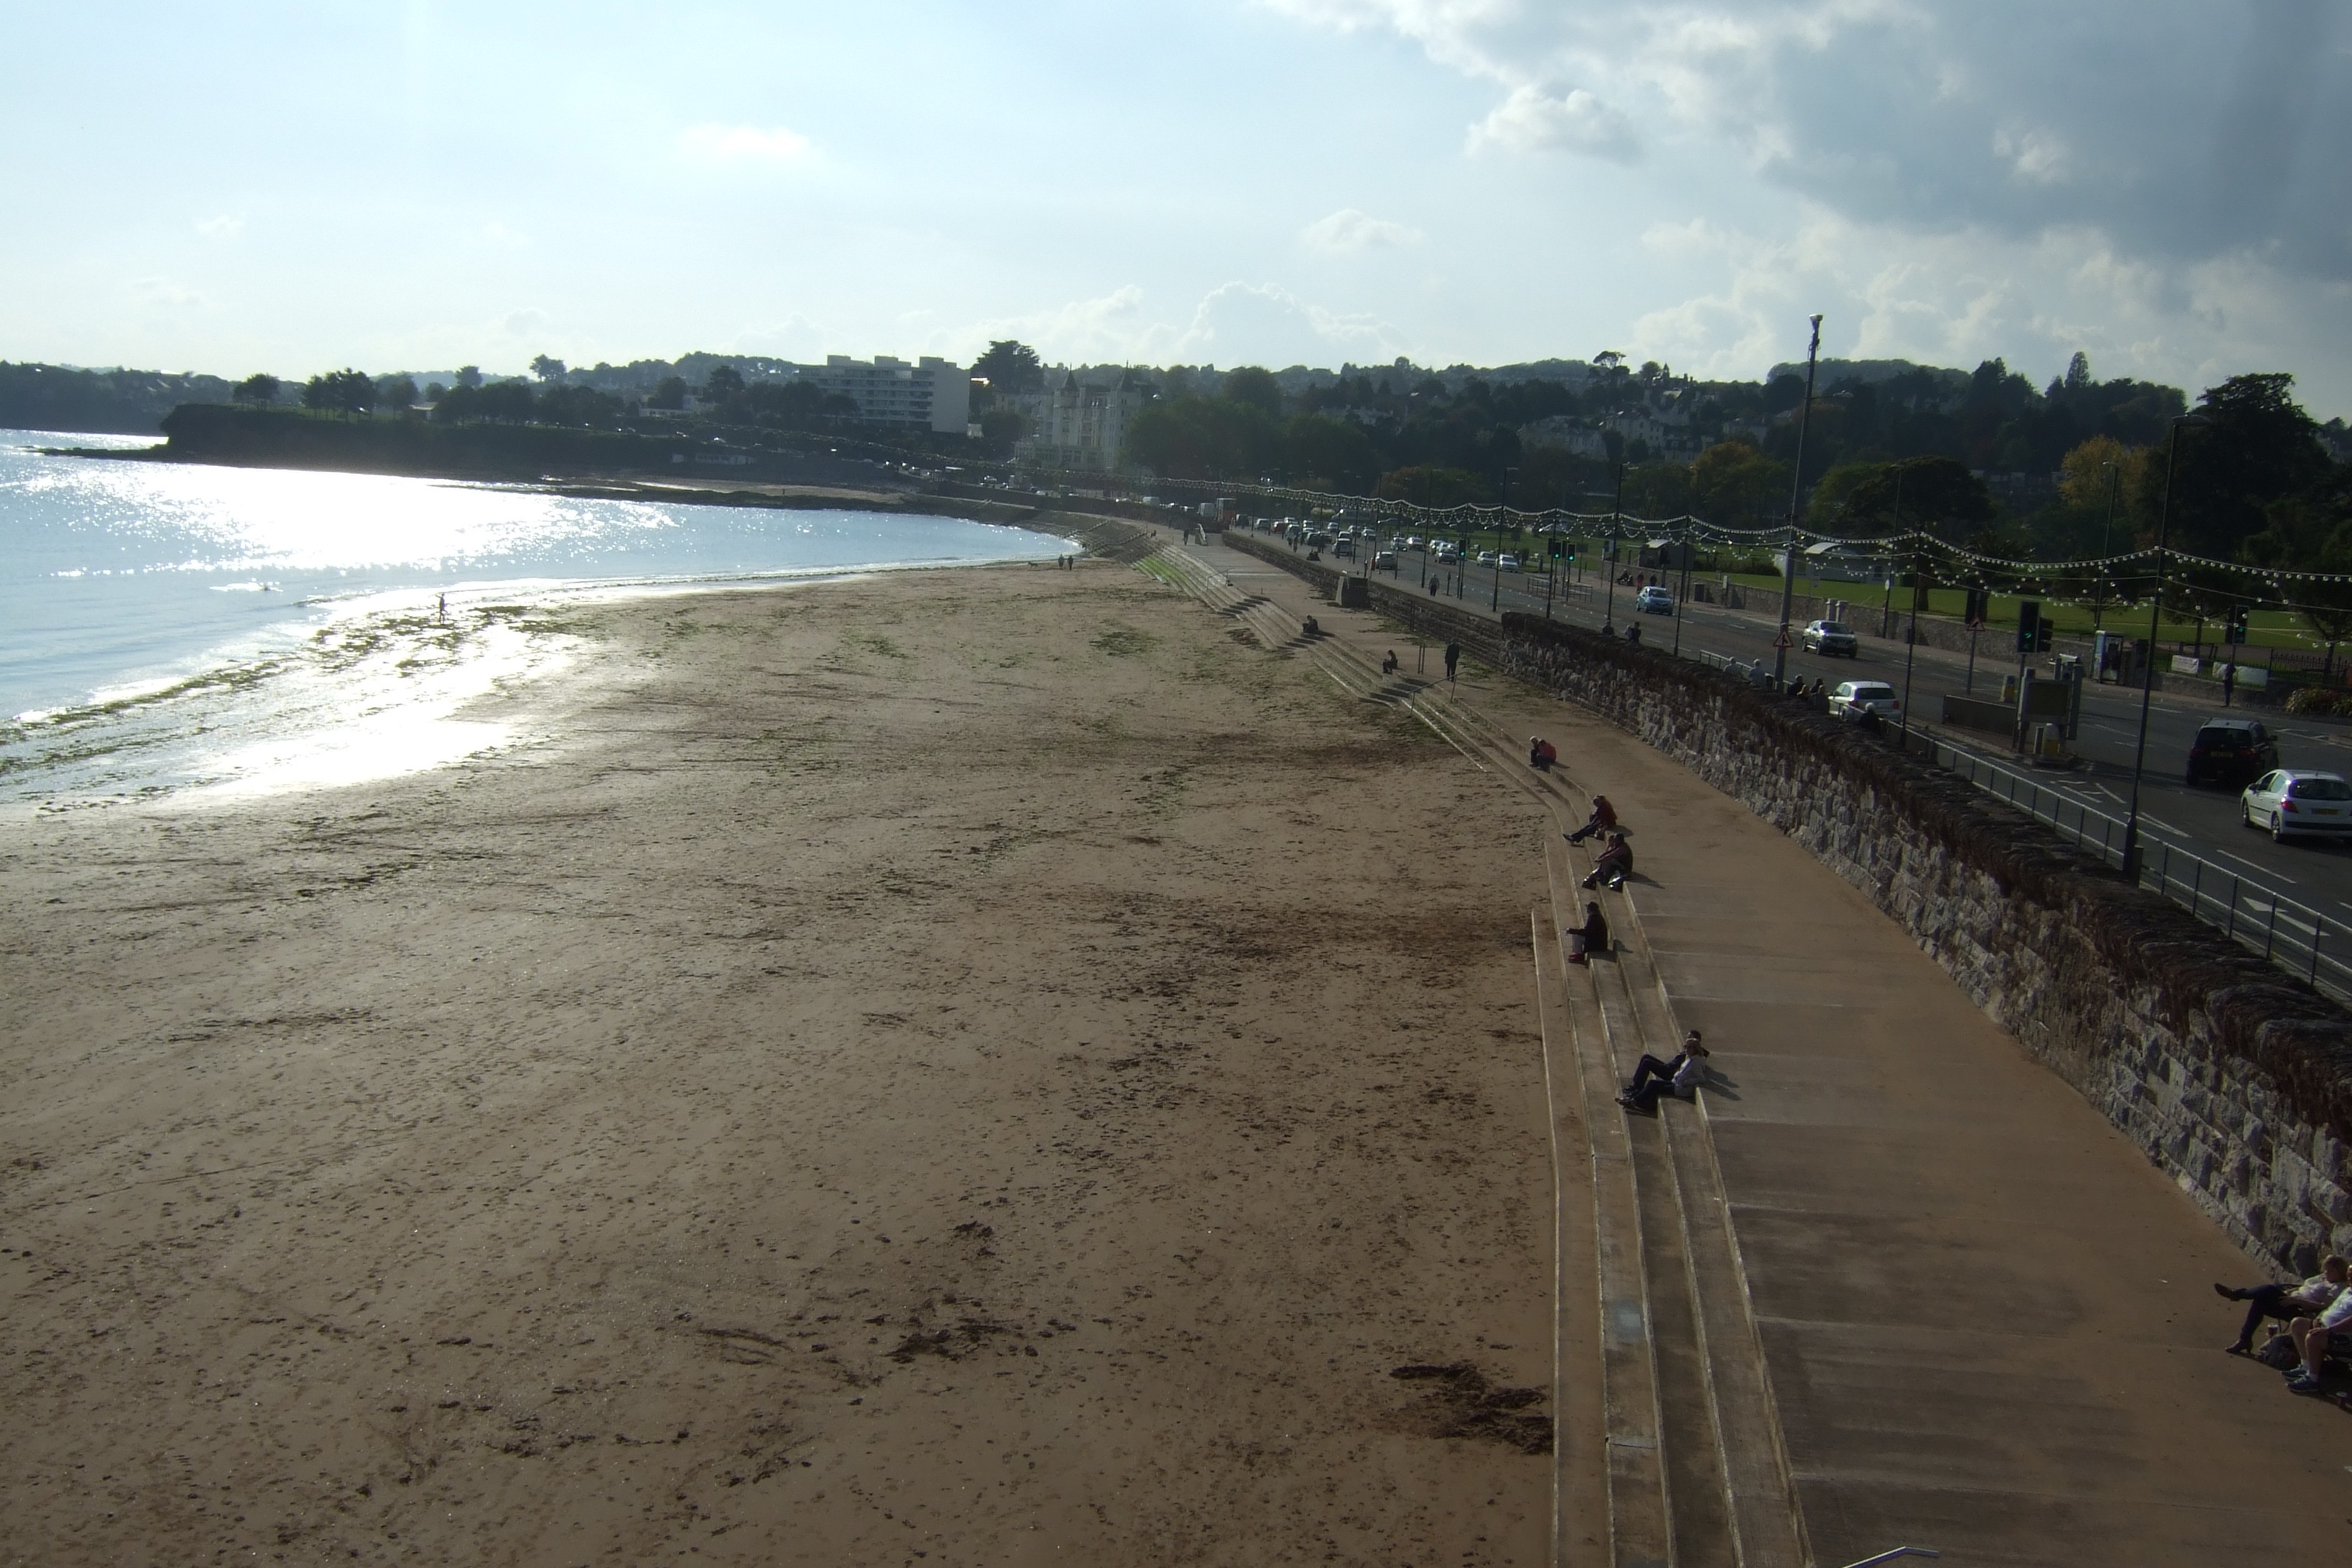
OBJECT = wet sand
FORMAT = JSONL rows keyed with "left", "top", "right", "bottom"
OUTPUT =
{"left": 1, "top": 562, "right": 1555, "bottom": 1566}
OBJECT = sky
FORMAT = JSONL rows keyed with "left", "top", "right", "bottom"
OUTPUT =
{"left": 3, "top": 1, "right": 2348, "bottom": 413}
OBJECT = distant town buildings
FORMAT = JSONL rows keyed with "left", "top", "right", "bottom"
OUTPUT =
{"left": 804, "top": 355, "right": 970, "bottom": 434}
{"left": 1008, "top": 373, "right": 1147, "bottom": 471}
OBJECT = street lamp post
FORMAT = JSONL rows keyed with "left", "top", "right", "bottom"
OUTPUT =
{"left": 2119, "top": 415, "right": 2207, "bottom": 880}
{"left": 2091, "top": 460, "right": 2119, "bottom": 631}
{"left": 1774, "top": 313, "right": 1824, "bottom": 687}
{"left": 1602, "top": 461, "right": 1624, "bottom": 634}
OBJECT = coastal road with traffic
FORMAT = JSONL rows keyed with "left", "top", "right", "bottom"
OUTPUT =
{"left": 1278, "top": 530, "right": 2352, "bottom": 918}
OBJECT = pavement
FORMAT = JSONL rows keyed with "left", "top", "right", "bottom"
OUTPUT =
{"left": 1138, "top": 520, "right": 2352, "bottom": 1566}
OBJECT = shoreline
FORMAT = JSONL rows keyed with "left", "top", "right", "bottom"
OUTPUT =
{"left": 0, "top": 560, "right": 1556, "bottom": 1563}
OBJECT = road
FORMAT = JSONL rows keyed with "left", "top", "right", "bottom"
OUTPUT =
{"left": 1281, "top": 532, "right": 2352, "bottom": 919}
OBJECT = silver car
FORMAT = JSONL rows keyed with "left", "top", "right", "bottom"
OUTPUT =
{"left": 1803, "top": 619, "right": 1859, "bottom": 656}
{"left": 2241, "top": 769, "right": 2352, "bottom": 841}
{"left": 1829, "top": 680, "right": 1902, "bottom": 720}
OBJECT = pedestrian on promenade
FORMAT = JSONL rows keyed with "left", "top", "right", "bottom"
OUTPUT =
{"left": 1566, "top": 796, "right": 1618, "bottom": 844}
{"left": 2218, "top": 1258, "right": 2347, "bottom": 1355}
{"left": 1444, "top": 642, "right": 1460, "bottom": 684}
{"left": 1619, "top": 1031, "right": 1707, "bottom": 1113}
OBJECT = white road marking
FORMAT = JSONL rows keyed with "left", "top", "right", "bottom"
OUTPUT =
{"left": 2213, "top": 849, "right": 2295, "bottom": 883}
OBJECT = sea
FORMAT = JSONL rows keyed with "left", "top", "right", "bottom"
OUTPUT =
{"left": 0, "top": 431, "right": 1073, "bottom": 805}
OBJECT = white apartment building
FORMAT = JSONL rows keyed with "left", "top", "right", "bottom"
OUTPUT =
{"left": 804, "top": 355, "right": 970, "bottom": 434}
{"left": 1010, "top": 376, "right": 1146, "bottom": 472}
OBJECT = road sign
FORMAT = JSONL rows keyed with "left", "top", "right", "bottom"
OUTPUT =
{"left": 1773, "top": 625, "right": 1794, "bottom": 649}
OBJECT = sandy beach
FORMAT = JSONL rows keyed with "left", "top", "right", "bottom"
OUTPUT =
{"left": 2, "top": 560, "right": 1556, "bottom": 1566}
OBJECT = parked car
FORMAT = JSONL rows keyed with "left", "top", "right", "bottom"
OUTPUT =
{"left": 2240, "top": 770, "right": 2352, "bottom": 841}
{"left": 1635, "top": 585, "right": 1674, "bottom": 615}
{"left": 2187, "top": 719, "right": 2279, "bottom": 787}
{"left": 1802, "top": 620, "right": 1859, "bottom": 656}
{"left": 1829, "top": 681, "right": 1902, "bottom": 721}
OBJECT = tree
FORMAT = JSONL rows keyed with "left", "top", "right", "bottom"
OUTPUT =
{"left": 1280, "top": 413, "right": 1378, "bottom": 493}
{"left": 374, "top": 373, "right": 418, "bottom": 412}
{"left": 424, "top": 382, "right": 447, "bottom": 404}
{"left": 978, "top": 408, "right": 1026, "bottom": 458}
{"left": 1375, "top": 465, "right": 1486, "bottom": 506}
{"left": 1689, "top": 439, "right": 1790, "bottom": 527}
{"left": 1808, "top": 455, "right": 1993, "bottom": 537}
{"left": 2167, "top": 373, "right": 2333, "bottom": 558}
{"left": 301, "top": 368, "right": 375, "bottom": 416}
{"left": 530, "top": 355, "right": 566, "bottom": 383}
{"left": 648, "top": 375, "right": 688, "bottom": 411}
{"left": 535, "top": 383, "right": 621, "bottom": 425}
{"left": 971, "top": 340, "right": 1044, "bottom": 396}
{"left": 702, "top": 364, "right": 745, "bottom": 401}
{"left": 1221, "top": 366, "right": 1283, "bottom": 418}
{"left": 233, "top": 373, "right": 281, "bottom": 408}
{"left": 455, "top": 365, "right": 483, "bottom": 390}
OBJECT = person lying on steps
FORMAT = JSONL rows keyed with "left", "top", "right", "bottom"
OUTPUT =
{"left": 2217, "top": 1256, "right": 2347, "bottom": 1355}
{"left": 1619, "top": 1031, "right": 1707, "bottom": 1114}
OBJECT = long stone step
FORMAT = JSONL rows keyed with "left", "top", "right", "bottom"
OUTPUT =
{"left": 1150, "top": 541, "right": 1800, "bottom": 1567}
{"left": 1611, "top": 919, "right": 1809, "bottom": 1568}
{"left": 1544, "top": 838, "right": 1673, "bottom": 1568}
{"left": 1532, "top": 911, "right": 1617, "bottom": 1568}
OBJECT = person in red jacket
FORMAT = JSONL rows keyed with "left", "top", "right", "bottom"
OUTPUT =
{"left": 1566, "top": 794, "right": 1617, "bottom": 843}
{"left": 1528, "top": 737, "right": 1557, "bottom": 772}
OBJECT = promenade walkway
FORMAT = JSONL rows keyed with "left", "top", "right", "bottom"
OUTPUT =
{"left": 1143, "top": 525, "right": 2350, "bottom": 1566}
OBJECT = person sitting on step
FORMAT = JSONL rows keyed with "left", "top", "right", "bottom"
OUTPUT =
{"left": 1619, "top": 1031, "right": 1707, "bottom": 1113}
{"left": 2217, "top": 1256, "right": 2347, "bottom": 1356}
{"left": 1566, "top": 901, "right": 1608, "bottom": 964}
{"left": 1581, "top": 831, "right": 1633, "bottom": 891}
{"left": 1566, "top": 795, "right": 1617, "bottom": 844}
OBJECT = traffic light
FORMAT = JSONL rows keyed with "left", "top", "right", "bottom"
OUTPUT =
{"left": 1548, "top": 536, "right": 1566, "bottom": 561}
{"left": 2017, "top": 600, "right": 2042, "bottom": 653}
{"left": 2227, "top": 607, "right": 2250, "bottom": 644}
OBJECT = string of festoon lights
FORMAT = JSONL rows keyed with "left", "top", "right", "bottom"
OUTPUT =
{"left": 1073, "top": 467, "right": 2352, "bottom": 616}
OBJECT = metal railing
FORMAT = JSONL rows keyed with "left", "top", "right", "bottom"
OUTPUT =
{"left": 1909, "top": 732, "right": 2352, "bottom": 1000}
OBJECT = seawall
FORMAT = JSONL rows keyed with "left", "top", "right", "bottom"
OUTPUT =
{"left": 1224, "top": 527, "right": 2352, "bottom": 1271}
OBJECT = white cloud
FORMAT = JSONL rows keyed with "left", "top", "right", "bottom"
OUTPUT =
{"left": 195, "top": 215, "right": 243, "bottom": 239}
{"left": 1993, "top": 124, "right": 2069, "bottom": 186}
{"left": 1468, "top": 84, "right": 1637, "bottom": 160}
{"left": 1300, "top": 208, "right": 1425, "bottom": 254}
{"left": 969, "top": 282, "right": 1407, "bottom": 370}
{"left": 678, "top": 123, "right": 812, "bottom": 163}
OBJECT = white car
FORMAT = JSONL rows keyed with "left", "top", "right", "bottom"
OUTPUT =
{"left": 1497, "top": 552, "right": 1520, "bottom": 572}
{"left": 1475, "top": 550, "right": 1498, "bottom": 566}
{"left": 1829, "top": 680, "right": 1902, "bottom": 720}
{"left": 1635, "top": 585, "right": 1673, "bottom": 614}
{"left": 2241, "top": 770, "right": 2352, "bottom": 841}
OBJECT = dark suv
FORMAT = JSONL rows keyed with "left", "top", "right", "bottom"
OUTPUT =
{"left": 2187, "top": 719, "right": 2280, "bottom": 788}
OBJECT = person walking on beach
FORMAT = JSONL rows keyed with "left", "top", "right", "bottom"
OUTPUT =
{"left": 1444, "top": 642, "right": 1460, "bottom": 685}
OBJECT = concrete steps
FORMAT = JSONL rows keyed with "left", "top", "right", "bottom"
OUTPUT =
{"left": 1145, "top": 543, "right": 1805, "bottom": 1568}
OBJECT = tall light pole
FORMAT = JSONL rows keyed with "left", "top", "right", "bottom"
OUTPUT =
{"left": 1601, "top": 460, "right": 1625, "bottom": 634}
{"left": 2119, "top": 415, "right": 2207, "bottom": 879}
{"left": 2091, "top": 460, "right": 2119, "bottom": 632}
{"left": 1773, "top": 313, "right": 1824, "bottom": 686}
